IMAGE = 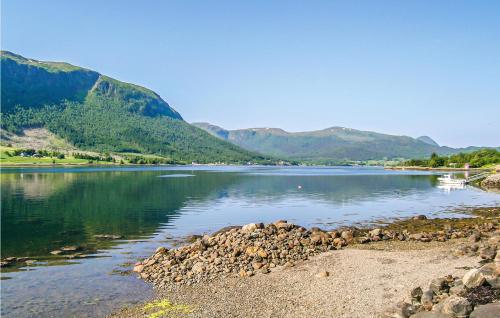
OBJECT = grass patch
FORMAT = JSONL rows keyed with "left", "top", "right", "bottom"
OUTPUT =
{"left": 143, "top": 299, "right": 194, "bottom": 318}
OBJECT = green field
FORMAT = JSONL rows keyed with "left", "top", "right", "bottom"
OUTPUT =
{"left": 0, "top": 146, "right": 113, "bottom": 166}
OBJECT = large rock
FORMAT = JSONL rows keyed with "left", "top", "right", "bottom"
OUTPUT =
{"left": 481, "top": 173, "right": 500, "bottom": 189}
{"left": 478, "top": 263, "right": 500, "bottom": 288}
{"left": 462, "top": 269, "right": 486, "bottom": 288}
{"left": 448, "top": 281, "right": 465, "bottom": 296}
{"left": 479, "top": 247, "right": 497, "bottom": 260}
{"left": 275, "top": 221, "right": 294, "bottom": 231}
{"left": 440, "top": 296, "right": 472, "bottom": 318}
{"left": 241, "top": 223, "right": 262, "bottom": 233}
{"left": 341, "top": 230, "right": 354, "bottom": 242}
{"left": 469, "top": 302, "right": 500, "bottom": 318}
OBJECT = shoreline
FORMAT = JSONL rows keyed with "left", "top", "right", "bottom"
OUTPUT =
{"left": 385, "top": 166, "right": 490, "bottom": 172}
{"left": 110, "top": 207, "right": 499, "bottom": 318}
{"left": 0, "top": 163, "right": 490, "bottom": 170}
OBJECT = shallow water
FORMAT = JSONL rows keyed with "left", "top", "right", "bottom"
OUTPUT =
{"left": 1, "top": 166, "right": 498, "bottom": 317}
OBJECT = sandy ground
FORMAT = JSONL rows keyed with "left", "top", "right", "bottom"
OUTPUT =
{"left": 110, "top": 240, "right": 480, "bottom": 318}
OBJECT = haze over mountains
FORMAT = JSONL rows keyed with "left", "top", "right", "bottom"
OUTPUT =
{"left": 192, "top": 122, "right": 488, "bottom": 163}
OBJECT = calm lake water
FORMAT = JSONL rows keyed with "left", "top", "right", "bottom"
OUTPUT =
{"left": 1, "top": 165, "right": 499, "bottom": 317}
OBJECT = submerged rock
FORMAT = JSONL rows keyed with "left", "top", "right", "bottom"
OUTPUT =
{"left": 93, "top": 234, "right": 122, "bottom": 240}
{"left": 413, "top": 215, "right": 428, "bottom": 220}
{"left": 61, "top": 246, "right": 79, "bottom": 252}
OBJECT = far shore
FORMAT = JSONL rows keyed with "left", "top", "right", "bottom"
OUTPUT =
{"left": 385, "top": 166, "right": 491, "bottom": 171}
{"left": 0, "top": 162, "right": 491, "bottom": 169}
{"left": 0, "top": 162, "right": 180, "bottom": 168}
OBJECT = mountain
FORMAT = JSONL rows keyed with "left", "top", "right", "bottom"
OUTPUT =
{"left": 416, "top": 136, "right": 439, "bottom": 147}
{"left": 192, "top": 122, "right": 475, "bottom": 162}
{"left": 0, "top": 51, "right": 270, "bottom": 164}
{"left": 1, "top": 51, "right": 182, "bottom": 118}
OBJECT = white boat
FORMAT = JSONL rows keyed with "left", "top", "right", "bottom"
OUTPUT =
{"left": 437, "top": 174, "right": 467, "bottom": 185}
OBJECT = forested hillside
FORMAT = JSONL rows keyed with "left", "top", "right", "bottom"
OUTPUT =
{"left": 0, "top": 51, "right": 271, "bottom": 164}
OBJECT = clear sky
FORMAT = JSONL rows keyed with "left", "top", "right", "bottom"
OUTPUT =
{"left": 2, "top": 0, "right": 499, "bottom": 147}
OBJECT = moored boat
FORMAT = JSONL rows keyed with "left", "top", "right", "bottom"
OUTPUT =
{"left": 437, "top": 174, "right": 467, "bottom": 185}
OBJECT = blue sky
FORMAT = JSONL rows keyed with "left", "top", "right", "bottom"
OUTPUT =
{"left": 2, "top": 0, "right": 499, "bottom": 147}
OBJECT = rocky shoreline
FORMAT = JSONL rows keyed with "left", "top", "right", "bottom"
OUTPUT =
{"left": 133, "top": 208, "right": 499, "bottom": 291}
{"left": 106, "top": 207, "right": 500, "bottom": 318}
{"left": 482, "top": 173, "right": 500, "bottom": 189}
{"left": 381, "top": 225, "right": 499, "bottom": 318}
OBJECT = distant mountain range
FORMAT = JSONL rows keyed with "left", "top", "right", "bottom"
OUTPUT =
{"left": 0, "top": 51, "right": 270, "bottom": 164}
{"left": 192, "top": 122, "right": 490, "bottom": 162}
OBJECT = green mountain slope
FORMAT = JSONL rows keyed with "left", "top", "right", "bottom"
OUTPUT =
{"left": 0, "top": 51, "right": 270, "bottom": 164}
{"left": 192, "top": 122, "right": 484, "bottom": 162}
{"left": 1, "top": 51, "right": 182, "bottom": 119}
{"left": 416, "top": 136, "right": 439, "bottom": 147}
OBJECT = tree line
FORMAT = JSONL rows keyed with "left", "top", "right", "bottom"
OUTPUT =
{"left": 403, "top": 149, "right": 499, "bottom": 168}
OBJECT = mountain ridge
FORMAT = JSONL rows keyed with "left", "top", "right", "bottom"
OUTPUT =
{"left": 1, "top": 50, "right": 183, "bottom": 119}
{"left": 416, "top": 136, "right": 440, "bottom": 147}
{"left": 192, "top": 122, "right": 490, "bottom": 162}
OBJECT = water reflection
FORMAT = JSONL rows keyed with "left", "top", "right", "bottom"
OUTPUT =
{"left": 0, "top": 168, "right": 489, "bottom": 259}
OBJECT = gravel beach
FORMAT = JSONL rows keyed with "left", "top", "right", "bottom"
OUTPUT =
{"left": 110, "top": 240, "right": 481, "bottom": 318}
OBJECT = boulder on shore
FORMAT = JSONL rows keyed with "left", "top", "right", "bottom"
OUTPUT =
{"left": 481, "top": 173, "right": 500, "bottom": 189}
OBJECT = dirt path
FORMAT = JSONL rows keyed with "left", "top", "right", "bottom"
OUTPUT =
{"left": 110, "top": 240, "right": 479, "bottom": 318}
